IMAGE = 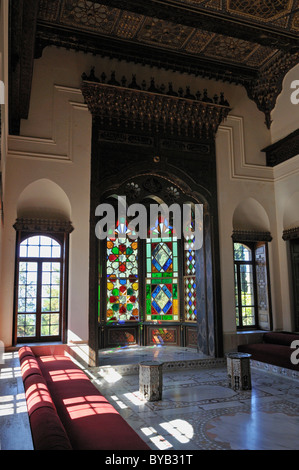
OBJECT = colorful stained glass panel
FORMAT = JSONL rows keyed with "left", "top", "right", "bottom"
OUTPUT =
{"left": 107, "top": 238, "right": 138, "bottom": 278}
{"left": 146, "top": 280, "right": 178, "bottom": 321}
{"left": 183, "top": 228, "right": 197, "bottom": 322}
{"left": 184, "top": 277, "right": 197, "bottom": 321}
{"left": 184, "top": 235, "right": 196, "bottom": 275}
{"left": 106, "top": 278, "right": 139, "bottom": 322}
{"left": 146, "top": 239, "right": 178, "bottom": 278}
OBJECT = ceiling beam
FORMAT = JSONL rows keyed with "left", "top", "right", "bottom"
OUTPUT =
{"left": 93, "top": 0, "right": 299, "bottom": 52}
{"left": 35, "top": 23, "right": 258, "bottom": 85}
{"left": 9, "top": 0, "right": 39, "bottom": 134}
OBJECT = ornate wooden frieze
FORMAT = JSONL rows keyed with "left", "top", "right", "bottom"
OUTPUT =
{"left": 262, "top": 128, "right": 299, "bottom": 166}
{"left": 81, "top": 69, "right": 231, "bottom": 138}
{"left": 232, "top": 230, "right": 272, "bottom": 242}
{"left": 98, "top": 130, "right": 155, "bottom": 147}
{"left": 282, "top": 227, "right": 299, "bottom": 241}
{"left": 13, "top": 218, "right": 74, "bottom": 233}
{"left": 245, "top": 50, "right": 299, "bottom": 128}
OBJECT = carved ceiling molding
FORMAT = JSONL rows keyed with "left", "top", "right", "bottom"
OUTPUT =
{"left": 80, "top": 0, "right": 299, "bottom": 49}
{"left": 282, "top": 227, "right": 299, "bottom": 241}
{"left": 244, "top": 50, "right": 299, "bottom": 128}
{"left": 9, "top": 0, "right": 298, "bottom": 134}
{"left": 232, "top": 230, "right": 273, "bottom": 242}
{"left": 13, "top": 218, "right": 74, "bottom": 233}
{"left": 81, "top": 70, "right": 231, "bottom": 139}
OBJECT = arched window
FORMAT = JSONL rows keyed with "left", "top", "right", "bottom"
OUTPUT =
{"left": 13, "top": 218, "right": 72, "bottom": 345}
{"left": 16, "top": 235, "right": 62, "bottom": 341}
{"left": 101, "top": 197, "right": 201, "bottom": 348}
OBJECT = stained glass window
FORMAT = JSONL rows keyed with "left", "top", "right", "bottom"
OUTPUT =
{"left": 184, "top": 219, "right": 197, "bottom": 322}
{"left": 146, "top": 216, "right": 179, "bottom": 322}
{"left": 106, "top": 218, "right": 139, "bottom": 323}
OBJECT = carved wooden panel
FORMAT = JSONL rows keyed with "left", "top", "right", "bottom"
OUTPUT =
{"left": 185, "top": 325, "right": 198, "bottom": 348}
{"left": 81, "top": 73, "right": 231, "bottom": 139}
{"left": 106, "top": 327, "right": 138, "bottom": 347}
{"left": 146, "top": 325, "right": 180, "bottom": 346}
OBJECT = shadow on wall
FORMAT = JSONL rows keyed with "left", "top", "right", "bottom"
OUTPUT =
{"left": 233, "top": 197, "right": 271, "bottom": 233}
{"left": 16, "top": 179, "right": 71, "bottom": 221}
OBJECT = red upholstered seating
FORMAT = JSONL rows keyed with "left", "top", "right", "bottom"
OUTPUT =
{"left": 19, "top": 347, "right": 149, "bottom": 451}
{"left": 20, "top": 355, "right": 43, "bottom": 382}
{"left": 29, "top": 405, "right": 73, "bottom": 450}
{"left": 37, "top": 354, "right": 149, "bottom": 450}
{"left": 238, "top": 332, "right": 299, "bottom": 371}
{"left": 19, "top": 348, "right": 72, "bottom": 450}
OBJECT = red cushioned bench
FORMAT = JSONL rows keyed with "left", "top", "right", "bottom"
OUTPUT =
{"left": 19, "top": 346, "right": 150, "bottom": 450}
{"left": 238, "top": 331, "right": 299, "bottom": 372}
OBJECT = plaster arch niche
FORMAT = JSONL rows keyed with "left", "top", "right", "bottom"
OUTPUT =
{"left": 233, "top": 197, "right": 270, "bottom": 232}
{"left": 17, "top": 179, "right": 71, "bottom": 221}
{"left": 283, "top": 191, "right": 299, "bottom": 231}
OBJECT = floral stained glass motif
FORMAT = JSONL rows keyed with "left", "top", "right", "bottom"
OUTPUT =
{"left": 106, "top": 238, "right": 138, "bottom": 278}
{"left": 105, "top": 218, "right": 139, "bottom": 323}
{"left": 107, "top": 278, "right": 139, "bottom": 322}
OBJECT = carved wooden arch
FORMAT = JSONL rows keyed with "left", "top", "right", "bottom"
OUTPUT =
{"left": 86, "top": 74, "right": 224, "bottom": 365}
{"left": 95, "top": 166, "right": 220, "bottom": 355}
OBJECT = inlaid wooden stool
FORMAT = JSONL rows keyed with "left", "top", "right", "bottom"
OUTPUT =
{"left": 226, "top": 352, "right": 252, "bottom": 391}
{"left": 139, "top": 361, "right": 163, "bottom": 401}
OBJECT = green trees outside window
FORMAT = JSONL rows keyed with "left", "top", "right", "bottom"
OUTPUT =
{"left": 234, "top": 241, "right": 271, "bottom": 330}
{"left": 16, "top": 235, "right": 62, "bottom": 341}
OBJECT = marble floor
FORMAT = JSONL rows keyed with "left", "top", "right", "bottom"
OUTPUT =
{"left": 92, "top": 346, "right": 299, "bottom": 451}
{"left": 1, "top": 345, "right": 299, "bottom": 451}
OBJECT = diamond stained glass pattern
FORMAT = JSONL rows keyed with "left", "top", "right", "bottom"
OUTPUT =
{"left": 150, "top": 241, "right": 177, "bottom": 276}
{"left": 184, "top": 277, "right": 197, "bottom": 321}
{"left": 146, "top": 280, "right": 178, "bottom": 321}
{"left": 185, "top": 237, "right": 196, "bottom": 275}
{"left": 146, "top": 215, "right": 178, "bottom": 321}
{"left": 184, "top": 231, "right": 197, "bottom": 322}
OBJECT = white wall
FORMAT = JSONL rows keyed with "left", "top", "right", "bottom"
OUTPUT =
{"left": 271, "top": 64, "right": 299, "bottom": 331}
{"left": 1, "top": 45, "right": 298, "bottom": 350}
{"left": 271, "top": 63, "right": 299, "bottom": 143}
{"left": 1, "top": 48, "right": 92, "bottom": 346}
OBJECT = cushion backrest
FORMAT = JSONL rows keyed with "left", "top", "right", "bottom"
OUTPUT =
{"left": 263, "top": 332, "right": 299, "bottom": 346}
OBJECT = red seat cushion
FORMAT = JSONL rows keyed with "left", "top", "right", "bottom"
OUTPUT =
{"left": 24, "top": 374, "right": 57, "bottom": 416}
{"left": 18, "top": 346, "right": 36, "bottom": 362}
{"left": 238, "top": 343, "right": 299, "bottom": 371}
{"left": 20, "top": 356, "right": 43, "bottom": 382}
{"left": 29, "top": 406, "right": 72, "bottom": 450}
{"left": 37, "top": 355, "right": 149, "bottom": 450}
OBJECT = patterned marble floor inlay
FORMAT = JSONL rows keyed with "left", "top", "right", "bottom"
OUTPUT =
{"left": 205, "top": 405, "right": 299, "bottom": 450}
{"left": 2, "top": 346, "right": 299, "bottom": 451}
{"left": 88, "top": 347, "right": 299, "bottom": 450}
